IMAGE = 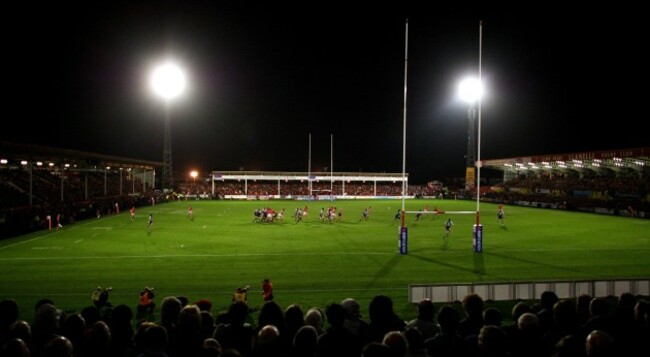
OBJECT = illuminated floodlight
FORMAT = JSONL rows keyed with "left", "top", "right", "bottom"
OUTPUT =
{"left": 151, "top": 62, "right": 187, "bottom": 100}
{"left": 458, "top": 77, "right": 483, "bottom": 104}
{"left": 1, "top": 159, "right": 8, "bottom": 164}
{"left": 190, "top": 170, "right": 198, "bottom": 182}
{"left": 20, "top": 160, "right": 27, "bottom": 165}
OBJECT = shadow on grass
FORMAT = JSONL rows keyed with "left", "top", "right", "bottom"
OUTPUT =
{"left": 366, "top": 252, "right": 403, "bottom": 289}
{"left": 406, "top": 252, "right": 489, "bottom": 278}
{"left": 473, "top": 252, "right": 485, "bottom": 275}
{"left": 481, "top": 250, "right": 578, "bottom": 274}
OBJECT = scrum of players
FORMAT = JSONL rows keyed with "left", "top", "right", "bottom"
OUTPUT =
{"left": 254, "top": 205, "right": 346, "bottom": 224}
{"left": 253, "top": 204, "right": 448, "bottom": 224}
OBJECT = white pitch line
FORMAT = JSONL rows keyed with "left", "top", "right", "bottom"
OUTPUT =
{"left": 0, "top": 234, "right": 49, "bottom": 250}
{"left": 0, "top": 251, "right": 396, "bottom": 261}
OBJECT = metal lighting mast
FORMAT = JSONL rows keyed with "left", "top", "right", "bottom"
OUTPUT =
{"left": 151, "top": 61, "right": 186, "bottom": 192}
{"left": 163, "top": 103, "right": 173, "bottom": 190}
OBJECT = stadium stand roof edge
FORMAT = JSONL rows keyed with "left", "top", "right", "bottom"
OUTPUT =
{"left": 482, "top": 147, "right": 650, "bottom": 172}
{"left": 0, "top": 140, "right": 162, "bottom": 170}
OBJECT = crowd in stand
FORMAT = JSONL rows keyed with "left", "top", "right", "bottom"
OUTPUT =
{"left": 0, "top": 168, "right": 159, "bottom": 239}
{"left": 205, "top": 182, "right": 436, "bottom": 198}
{"left": 1, "top": 290, "right": 648, "bottom": 356}
{"left": 483, "top": 174, "right": 648, "bottom": 214}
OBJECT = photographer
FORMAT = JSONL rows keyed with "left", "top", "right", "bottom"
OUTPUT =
{"left": 91, "top": 286, "right": 112, "bottom": 309}
{"left": 233, "top": 285, "right": 250, "bottom": 303}
{"left": 136, "top": 287, "right": 156, "bottom": 321}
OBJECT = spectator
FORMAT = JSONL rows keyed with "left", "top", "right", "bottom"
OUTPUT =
{"left": 483, "top": 307, "right": 503, "bottom": 327}
{"left": 367, "top": 295, "right": 406, "bottom": 343}
{"left": 133, "top": 322, "right": 168, "bottom": 357}
{"left": 551, "top": 334, "right": 585, "bottom": 357}
{"left": 159, "top": 296, "right": 182, "bottom": 354}
{"left": 253, "top": 324, "right": 285, "bottom": 357}
{"left": 406, "top": 299, "right": 440, "bottom": 341}
{"left": 510, "top": 312, "right": 546, "bottom": 357}
{"left": 403, "top": 327, "right": 426, "bottom": 357}
{"left": 292, "top": 325, "right": 318, "bottom": 357}
{"left": 537, "top": 291, "right": 559, "bottom": 333}
{"left": 256, "top": 300, "right": 289, "bottom": 353}
{"left": 284, "top": 304, "right": 305, "bottom": 342}
{"left": 546, "top": 299, "right": 579, "bottom": 353}
{"left": 201, "top": 338, "right": 222, "bottom": 357}
{"left": 60, "top": 313, "right": 85, "bottom": 354}
{"left": 196, "top": 299, "right": 213, "bottom": 313}
{"left": 304, "top": 308, "right": 324, "bottom": 336}
{"left": 383, "top": 331, "right": 408, "bottom": 357}
{"left": 0, "top": 337, "right": 30, "bottom": 357}
{"left": 42, "top": 335, "right": 73, "bottom": 357}
{"left": 361, "top": 341, "right": 392, "bottom": 357}
{"left": 81, "top": 320, "right": 112, "bottom": 357}
{"left": 174, "top": 304, "right": 203, "bottom": 357}
{"left": 585, "top": 330, "right": 615, "bottom": 357}
{"left": 458, "top": 293, "right": 484, "bottom": 340}
{"left": 477, "top": 325, "right": 510, "bottom": 357}
{"left": 316, "top": 303, "right": 361, "bottom": 357}
{"left": 424, "top": 304, "right": 462, "bottom": 357}
{"left": 504, "top": 301, "right": 532, "bottom": 338}
{"left": 108, "top": 304, "right": 135, "bottom": 357}
{"left": 341, "top": 298, "right": 370, "bottom": 344}
{"left": 213, "top": 301, "right": 255, "bottom": 357}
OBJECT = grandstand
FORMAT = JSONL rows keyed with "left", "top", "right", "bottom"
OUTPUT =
{"left": 0, "top": 141, "right": 161, "bottom": 239}
{"left": 481, "top": 147, "right": 650, "bottom": 217}
{"left": 482, "top": 147, "right": 650, "bottom": 180}
{"left": 209, "top": 171, "right": 409, "bottom": 199}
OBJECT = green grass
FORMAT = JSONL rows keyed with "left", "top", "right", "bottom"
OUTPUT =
{"left": 1, "top": 199, "right": 649, "bottom": 324}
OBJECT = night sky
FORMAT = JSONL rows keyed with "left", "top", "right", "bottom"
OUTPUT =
{"left": 3, "top": 3, "right": 647, "bottom": 184}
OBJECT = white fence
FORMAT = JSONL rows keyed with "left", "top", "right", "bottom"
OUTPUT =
{"left": 409, "top": 279, "right": 650, "bottom": 303}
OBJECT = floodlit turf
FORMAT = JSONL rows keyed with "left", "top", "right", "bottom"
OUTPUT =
{"left": 1, "top": 199, "right": 649, "bottom": 323}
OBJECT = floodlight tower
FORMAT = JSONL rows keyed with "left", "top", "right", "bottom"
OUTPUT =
{"left": 459, "top": 78, "right": 481, "bottom": 191}
{"left": 151, "top": 61, "right": 186, "bottom": 192}
{"left": 459, "top": 77, "right": 483, "bottom": 252}
{"left": 459, "top": 22, "right": 484, "bottom": 253}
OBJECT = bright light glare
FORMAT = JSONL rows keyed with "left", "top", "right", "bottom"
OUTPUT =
{"left": 151, "top": 62, "right": 186, "bottom": 100}
{"left": 190, "top": 170, "right": 198, "bottom": 179}
{"left": 458, "top": 77, "right": 483, "bottom": 104}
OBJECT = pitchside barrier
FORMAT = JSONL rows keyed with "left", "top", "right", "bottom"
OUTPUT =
{"left": 408, "top": 278, "right": 650, "bottom": 303}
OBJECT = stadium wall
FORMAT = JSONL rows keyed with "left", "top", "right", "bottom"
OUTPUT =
{"left": 409, "top": 278, "right": 650, "bottom": 303}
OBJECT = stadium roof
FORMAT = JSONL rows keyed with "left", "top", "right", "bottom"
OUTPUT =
{"left": 482, "top": 147, "right": 650, "bottom": 173}
{"left": 0, "top": 141, "right": 161, "bottom": 171}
